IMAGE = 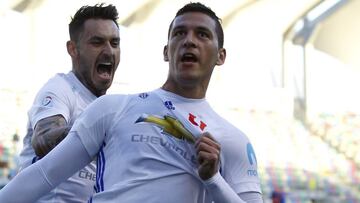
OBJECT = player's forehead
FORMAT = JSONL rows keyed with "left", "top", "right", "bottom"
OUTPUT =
{"left": 82, "top": 19, "right": 119, "bottom": 39}
{"left": 171, "top": 12, "right": 216, "bottom": 32}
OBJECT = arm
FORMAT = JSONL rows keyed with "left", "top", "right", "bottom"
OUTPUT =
{"left": 0, "top": 133, "right": 91, "bottom": 203}
{"left": 31, "top": 115, "right": 71, "bottom": 158}
{"left": 204, "top": 172, "right": 263, "bottom": 203}
{"left": 196, "top": 133, "right": 263, "bottom": 203}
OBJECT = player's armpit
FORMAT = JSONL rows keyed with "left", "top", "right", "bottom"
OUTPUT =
{"left": 31, "top": 115, "right": 71, "bottom": 158}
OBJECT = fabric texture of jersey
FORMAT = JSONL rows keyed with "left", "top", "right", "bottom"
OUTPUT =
{"left": 18, "top": 71, "right": 97, "bottom": 203}
{"left": 72, "top": 88, "right": 261, "bottom": 203}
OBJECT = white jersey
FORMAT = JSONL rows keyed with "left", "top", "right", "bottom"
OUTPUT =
{"left": 73, "top": 88, "right": 261, "bottom": 203}
{"left": 19, "top": 71, "right": 97, "bottom": 203}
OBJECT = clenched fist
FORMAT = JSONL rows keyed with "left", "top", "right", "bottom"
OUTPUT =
{"left": 195, "top": 132, "right": 221, "bottom": 180}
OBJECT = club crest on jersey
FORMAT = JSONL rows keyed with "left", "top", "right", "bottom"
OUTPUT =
{"left": 42, "top": 96, "right": 52, "bottom": 106}
{"left": 135, "top": 114, "right": 195, "bottom": 143}
{"left": 164, "top": 100, "right": 175, "bottom": 110}
{"left": 138, "top": 92, "right": 149, "bottom": 99}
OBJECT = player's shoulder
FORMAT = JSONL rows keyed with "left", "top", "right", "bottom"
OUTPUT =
{"left": 120, "top": 90, "right": 159, "bottom": 104}
{"left": 92, "top": 91, "right": 153, "bottom": 107}
{"left": 39, "top": 73, "right": 71, "bottom": 92}
{"left": 95, "top": 93, "right": 130, "bottom": 105}
{"left": 33, "top": 73, "right": 72, "bottom": 101}
{"left": 48, "top": 72, "right": 69, "bottom": 85}
{"left": 134, "top": 91, "right": 159, "bottom": 101}
{"left": 214, "top": 114, "right": 249, "bottom": 142}
{"left": 88, "top": 91, "right": 155, "bottom": 116}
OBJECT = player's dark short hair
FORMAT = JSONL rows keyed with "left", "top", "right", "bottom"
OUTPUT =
{"left": 69, "top": 3, "right": 119, "bottom": 42}
{"left": 167, "top": 2, "right": 224, "bottom": 48}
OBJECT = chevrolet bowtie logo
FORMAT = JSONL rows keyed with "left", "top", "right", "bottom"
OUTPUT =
{"left": 135, "top": 114, "right": 195, "bottom": 143}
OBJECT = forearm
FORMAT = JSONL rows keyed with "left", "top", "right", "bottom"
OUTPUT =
{"left": 0, "top": 162, "right": 53, "bottom": 203}
{"left": 0, "top": 134, "right": 92, "bottom": 203}
{"left": 32, "top": 126, "right": 71, "bottom": 157}
{"left": 31, "top": 115, "right": 71, "bottom": 157}
{"left": 204, "top": 172, "right": 263, "bottom": 203}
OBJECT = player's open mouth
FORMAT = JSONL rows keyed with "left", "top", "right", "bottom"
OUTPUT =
{"left": 97, "top": 62, "right": 113, "bottom": 80}
{"left": 181, "top": 53, "right": 198, "bottom": 63}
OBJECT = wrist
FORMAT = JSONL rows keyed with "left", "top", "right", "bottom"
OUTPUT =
{"left": 202, "top": 171, "right": 247, "bottom": 203}
{"left": 203, "top": 171, "right": 222, "bottom": 185}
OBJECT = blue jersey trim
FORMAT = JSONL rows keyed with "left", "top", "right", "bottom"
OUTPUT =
{"left": 95, "top": 141, "right": 106, "bottom": 193}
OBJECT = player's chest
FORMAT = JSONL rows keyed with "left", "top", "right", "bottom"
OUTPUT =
{"left": 107, "top": 104, "right": 221, "bottom": 168}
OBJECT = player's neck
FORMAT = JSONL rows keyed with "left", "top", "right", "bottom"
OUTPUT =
{"left": 162, "top": 81, "right": 207, "bottom": 99}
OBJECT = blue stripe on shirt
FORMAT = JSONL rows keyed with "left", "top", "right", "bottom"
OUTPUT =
{"left": 95, "top": 141, "right": 106, "bottom": 193}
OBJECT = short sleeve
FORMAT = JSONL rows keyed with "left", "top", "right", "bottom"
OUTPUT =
{"left": 220, "top": 129, "right": 262, "bottom": 194}
{"left": 29, "top": 76, "right": 72, "bottom": 128}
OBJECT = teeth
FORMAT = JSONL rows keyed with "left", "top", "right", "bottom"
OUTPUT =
{"left": 182, "top": 53, "right": 197, "bottom": 62}
{"left": 99, "top": 62, "right": 111, "bottom": 65}
{"left": 184, "top": 53, "right": 194, "bottom": 57}
{"left": 97, "top": 62, "right": 112, "bottom": 76}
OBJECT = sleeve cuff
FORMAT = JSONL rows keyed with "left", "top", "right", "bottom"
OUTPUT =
{"left": 203, "top": 171, "right": 223, "bottom": 186}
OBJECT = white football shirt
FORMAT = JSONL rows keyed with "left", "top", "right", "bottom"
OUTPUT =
{"left": 73, "top": 88, "right": 261, "bottom": 203}
{"left": 19, "top": 71, "right": 97, "bottom": 203}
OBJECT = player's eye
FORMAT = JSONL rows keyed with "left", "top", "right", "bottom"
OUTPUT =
{"left": 198, "top": 31, "right": 210, "bottom": 39}
{"left": 90, "top": 37, "right": 104, "bottom": 46}
{"left": 173, "top": 30, "right": 186, "bottom": 37}
{"left": 111, "top": 39, "right": 120, "bottom": 47}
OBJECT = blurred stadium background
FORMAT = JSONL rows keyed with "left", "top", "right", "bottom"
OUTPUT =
{"left": 1, "top": 0, "right": 360, "bottom": 202}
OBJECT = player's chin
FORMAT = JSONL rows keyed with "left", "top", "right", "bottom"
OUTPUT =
{"left": 178, "top": 73, "right": 200, "bottom": 83}
{"left": 95, "top": 81, "right": 112, "bottom": 92}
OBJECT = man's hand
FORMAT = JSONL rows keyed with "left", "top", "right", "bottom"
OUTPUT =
{"left": 195, "top": 132, "right": 221, "bottom": 180}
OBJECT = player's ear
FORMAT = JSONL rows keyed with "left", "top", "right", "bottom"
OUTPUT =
{"left": 216, "top": 48, "right": 226, "bottom": 66}
{"left": 66, "top": 40, "right": 78, "bottom": 58}
{"left": 163, "top": 45, "right": 169, "bottom": 62}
